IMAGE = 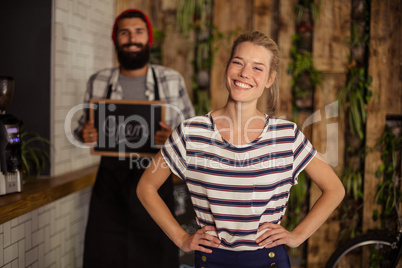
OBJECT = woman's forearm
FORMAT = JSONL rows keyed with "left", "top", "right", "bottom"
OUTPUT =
{"left": 137, "top": 181, "right": 188, "bottom": 248}
{"left": 136, "top": 152, "right": 189, "bottom": 249}
{"left": 292, "top": 156, "right": 345, "bottom": 245}
{"left": 291, "top": 186, "right": 344, "bottom": 245}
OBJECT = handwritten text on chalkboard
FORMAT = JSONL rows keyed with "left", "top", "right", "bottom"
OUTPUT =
{"left": 90, "top": 99, "right": 165, "bottom": 157}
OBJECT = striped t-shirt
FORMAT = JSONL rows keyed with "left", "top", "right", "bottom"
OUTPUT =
{"left": 161, "top": 113, "right": 316, "bottom": 251}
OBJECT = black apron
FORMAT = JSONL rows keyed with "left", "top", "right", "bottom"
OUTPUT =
{"left": 83, "top": 68, "right": 179, "bottom": 268}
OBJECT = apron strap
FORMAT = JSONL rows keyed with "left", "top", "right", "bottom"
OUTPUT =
{"left": 106, "top": 84, "right": 113, "bottom": 99}
{"left": 151, "top": 67, "right": 160, "bottom": 101}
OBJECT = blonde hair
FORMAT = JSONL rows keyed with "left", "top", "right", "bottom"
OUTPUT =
{"left": 226, "top": 31, "right": 280, "bottom": 113}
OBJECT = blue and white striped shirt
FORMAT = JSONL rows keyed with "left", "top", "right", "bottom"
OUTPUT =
{"left": 162, "top": 113, "right": 316, "bottom": 251}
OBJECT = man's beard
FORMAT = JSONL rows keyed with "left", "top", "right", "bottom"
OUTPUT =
{"left": 116, "top": 43, "right": 150, "bottom": 70}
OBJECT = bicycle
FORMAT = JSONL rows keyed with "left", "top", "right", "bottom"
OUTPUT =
{"left": 326, "top": 122, "right": 402, "bottom": 267}
{"left": 326, "top": 191, "right": 402, "bottom": 268}
{"left": 325, "top": 227, "right": 402, "bottom": 268}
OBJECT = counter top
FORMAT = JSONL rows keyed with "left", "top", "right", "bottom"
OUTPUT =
{"left": 0, "top": 165, "right": 97, "bottom": 224}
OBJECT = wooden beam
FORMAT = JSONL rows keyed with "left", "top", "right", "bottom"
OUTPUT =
{"left": 254, "top": 0, "right": 274, "bottom": 114}
{"left": 276, "top": 0, "right": 297, "bottom": 120}
{"left": 308, "top": 73, "right": 346, "bottom": 267}
{"left": 160, "top": 3, "right": 195, "bottom": 101}
{"left": 308, "top": 0, "right": 350, "bottom": 266}
{"left": 210, "top": 0, "right": 252, "bottom": 110}
{"left": 363, "top": 0, "right": 398, "bottom": 232}
{"left": 313, "top": 0, "right": 350, "bottom": 73}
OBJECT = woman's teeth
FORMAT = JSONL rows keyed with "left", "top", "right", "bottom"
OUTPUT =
{"left": 234, "top": 81, "right": 252, "bottom": 89}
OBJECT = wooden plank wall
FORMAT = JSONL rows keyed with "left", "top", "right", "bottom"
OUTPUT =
{"left": 307, "top": 1, "right": 350, "bottom": 267}
{"left": 210, "top": 0, "right": 253, "bottom": 110}
{"left": 364, "top": 0, "right": 402, "bottom": 232}
{"left": 210, "top": 0, "right": 297, "bottom": 117}
{"left": 276, "top": 0, "right": 297, "bottom": 120}
{"left": 114, "top": 0, "right": 401, "bottom": 267}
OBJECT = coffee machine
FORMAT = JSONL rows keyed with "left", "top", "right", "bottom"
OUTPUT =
{"left": 0, "top": 76, "right": 23, "bottom": 195}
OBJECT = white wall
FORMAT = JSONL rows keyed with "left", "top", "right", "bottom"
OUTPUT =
{"left": 52, "top": 0, "right": 115, "bottom": 176}
{"left": 1, "top": 0, "right": 115, "bottom": 267}
{"left": 0, "top": 189, "right": 91, "bottom": 268}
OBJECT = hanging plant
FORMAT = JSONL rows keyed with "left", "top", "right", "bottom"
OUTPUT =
{"left": 176, "top": 0, "right": 212, "bottom": 35}
{"left": 288, "top": 47, "right": 322, "bottom": 98}
{"left": 150, "top": 28, "right": 166, "bottom": 65}
{"left": 374, "top": 124, "right": 402, "bottom": 230}
{"left": 283, "top": 171, "right": 310, "bottom": 231}
{"left": 176, "top": 0, "right": 197, "bottom": 35}
{"left": 339, "top": 12, "right": 372, "bottom": 140}
{"left": 284, "top": 0, "right": 322, "bottom": 237}
{"left": 176, "top": 0, "right": 219, "bottom": 115}
{"left": 294, "top": 0, "right": 321, "bottom": 24}
{"left": 338, "top": 61, "right": 372, "bottom": 140}
{"left": 287, "top": 33, "right": 322, "bottom": 110}
{"left": 342, "top": 167, "right": 364, "bottom": 201}
{"left": 345, "top": 22, "right": 369, "bottom": 48}
{"left": 336, "top": 0, "right": 372, "bottom": 243}
{"left": 338, "top": 196, "right": 362, "bottom": 239}
{"left": 288, "top": 0, "right": 322, "bottom": 109}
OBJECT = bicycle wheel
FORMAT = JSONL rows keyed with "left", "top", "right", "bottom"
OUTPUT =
{"left": 325, "top": 232, "right": 398, "bottom": 268}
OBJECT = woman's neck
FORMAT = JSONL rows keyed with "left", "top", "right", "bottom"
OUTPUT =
{"left": 222, "top": 101, "right": 264, "bottom": 127}
{"left": 212, "top": 100, "right": 266, "bottom": 145}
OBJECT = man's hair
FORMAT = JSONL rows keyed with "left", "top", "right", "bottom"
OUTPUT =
{"left": 226, "top": 31, "right": 280, "bottom": 114}
{"left": 111, "top": 9, "right": 154, "bottom": 47}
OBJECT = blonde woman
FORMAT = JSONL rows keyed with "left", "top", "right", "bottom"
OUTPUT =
{"left": 137, "top": 31, "right": 345, "bottom": 267}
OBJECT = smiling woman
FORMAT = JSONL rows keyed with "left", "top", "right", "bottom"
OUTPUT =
{"left": 224, "top": 31, "right": 280, "bottom": 116}
{"left": 225, "top": 42, "right": 276, "bottom": 105}
{"left": 137, "top": 31, "right": 345, "bottom": 268}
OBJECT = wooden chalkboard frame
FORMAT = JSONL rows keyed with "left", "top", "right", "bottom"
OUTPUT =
{"left": 89, "top": 99, "right": 165, "bottom": 158}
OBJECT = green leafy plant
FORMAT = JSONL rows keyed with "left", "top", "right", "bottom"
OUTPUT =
{"left": 338, "top": 62, "right": 372, "bottom": 140}
{"left": 342, "top": 168, "right": 364, "bottom": 201}
{"left": 288, "top": 37, "right": 322, "bottom": 99}
{"left": 176, "top": 0, "right": 222, "bottom": 115}
{"left": 338, "top": 198, "right": 362, "bottom": 240}
{"left": 337, "top": 65, "right": 371, "bottom": 239}
{"left": 374, "top": 124, "right": 402, "bottom": 224}
{"left": 345, "top": 22, "right": 369, "bottom": 48}
{"left": 283, "top": 0, "right": 321, "bottom": 239}
{"left": 193, "top": 88, "right": 211, "bottom": 116}
{"left": 176, "top": 0, "right": 200, "bottom": 36}
{"left": 293, "top": 0, "right": 321, "bottom": 23}
{"left": 150, "top": 28, "right": 166, "bottom": 65}
{"left": 284, "top": 171, "right": 309, "bottom": 231}
{"left": 20, "top": 130, "right": 50, "bottom": 177}
{"left": 287, "top": 33, "right": 322, "bottom": 116}
{"left": 336, "top": 1, "right": 372, "bottom": 243}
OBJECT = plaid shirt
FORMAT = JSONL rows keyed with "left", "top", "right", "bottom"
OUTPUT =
{"left": 75, "top": 64, "right": 195, "bottom": 140}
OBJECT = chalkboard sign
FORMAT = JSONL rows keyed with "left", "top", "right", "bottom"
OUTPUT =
{"left": 89, "top": 99, "right": 165, "bottom": 157}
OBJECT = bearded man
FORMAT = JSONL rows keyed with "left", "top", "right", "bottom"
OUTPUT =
{"left": 75, "top": 9, "right": 194, "bottom": 268}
